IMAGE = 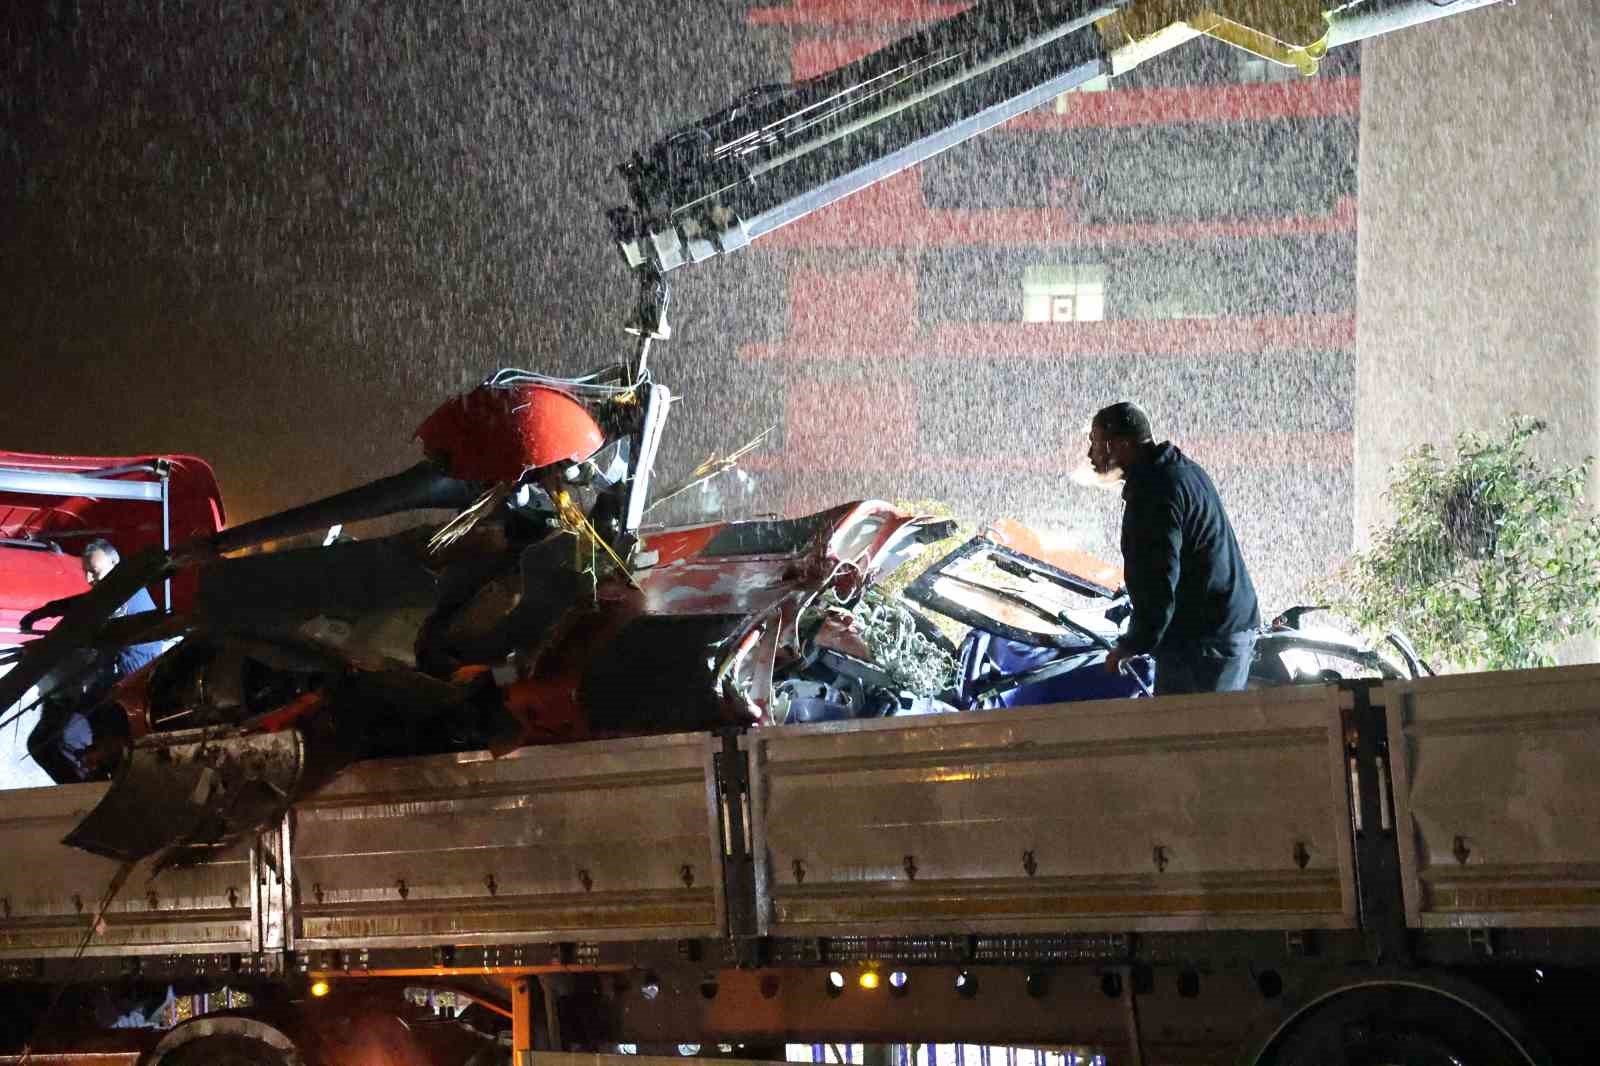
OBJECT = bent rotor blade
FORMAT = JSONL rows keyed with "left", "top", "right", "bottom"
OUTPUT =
{"left": 63, "top": 727, "right": 305, "bottom": 863}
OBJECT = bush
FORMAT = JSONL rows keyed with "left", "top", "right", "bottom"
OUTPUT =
{"left": 1325, "top": 416, "right": 1600, "bottom": 671}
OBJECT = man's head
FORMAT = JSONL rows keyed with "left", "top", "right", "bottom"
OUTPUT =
{"left": 1087, "top": 402, "right": 1154, "bottom": 480}
{"left": 82, "top": 538, "right": 120, "bottom": 586}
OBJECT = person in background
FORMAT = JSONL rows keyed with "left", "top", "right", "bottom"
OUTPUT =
{"left": 1088, "top": 403, "right": 1260, "bottom": 695}
{"left": 23, "top": 538, "right": 172, "bottom": 782}
{"left": 79, "top": 538, "right": 169, "bottom": 676}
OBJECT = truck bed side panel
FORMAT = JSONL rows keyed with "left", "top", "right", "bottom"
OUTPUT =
{"left": 288, "top": 732, "right": 725, "bottom": 949}
{"left": 1387, "top": 664, "right": 1600, "bottom": 928}
{"left": 745, "top": 685, "right": 1356, "bottom": 936}
{"left": 0, "top": 782, "right": 255, "bottom": 957}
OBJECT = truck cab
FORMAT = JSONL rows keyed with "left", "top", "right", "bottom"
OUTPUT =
{"left": 0, "top": 452, "right": 224, "bottom": 789}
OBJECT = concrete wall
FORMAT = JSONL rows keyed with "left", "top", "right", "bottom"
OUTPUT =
{"left": 1355, "top": 0, "right": 1599, "bottom": 542}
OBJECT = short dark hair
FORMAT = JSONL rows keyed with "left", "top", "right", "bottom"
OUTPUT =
{"left": 82, "top": 538, "right": 120, "bottom": 565}
{"left": 1092, "top": 402, "right": 1153, "bottom": 443}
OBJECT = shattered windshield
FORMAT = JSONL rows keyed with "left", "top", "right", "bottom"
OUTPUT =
{"left": 907, "top": 538, "right": 1116, "bottom": 645}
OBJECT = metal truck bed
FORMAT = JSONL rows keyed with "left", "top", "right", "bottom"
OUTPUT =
{"left": 0, "top": 666, "right": 1595, "bottom": 970}
{"left": 0, "top": 782, "right": 256, "bottom": 958}
{"left": 745, "top": 683, "right": 1354, "bottom": 935}
{"left": 289, "top": 731, "right": 726, "bottom": 949}
{"left": 1386, "top": 664, "right": 1600, "bottom": 929}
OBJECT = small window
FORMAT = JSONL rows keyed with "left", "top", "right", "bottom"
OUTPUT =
{"left": 1022, "top": 265, "right": 1105, "bottom": 323}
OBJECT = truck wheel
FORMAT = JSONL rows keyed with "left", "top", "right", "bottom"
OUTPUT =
{"left": 158, "top": 1035, "right": 294, "bottom": 1066}
{"left": 1254, "top": 981, "right": 1545, "bottom": 1066}
{"left": 147, "top": 1018, "right": 303, "bottom": 1066}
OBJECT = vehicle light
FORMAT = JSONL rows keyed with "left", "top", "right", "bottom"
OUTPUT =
{"left": 310, "top": 980, "right": 331, "bottom": 998}
{"left": 858, "top": 971, "right": 880, "bottom": 991}
{"left": 826, "top": 970, "right": 845, "bottom": 997}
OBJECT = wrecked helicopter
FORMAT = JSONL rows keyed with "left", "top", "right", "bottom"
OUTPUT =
{"left": 0, "top": 363, "right": 964, "bottom": 865}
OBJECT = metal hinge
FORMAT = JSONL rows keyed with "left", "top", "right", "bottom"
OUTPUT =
{"left": 715, "top": 732, "right": 761, "bottom": 940}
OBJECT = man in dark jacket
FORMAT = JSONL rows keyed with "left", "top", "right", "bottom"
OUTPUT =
{"left": 22, "top": 539, "right": 172, "bottom": 782}
{"left": 80, "top": 538, "right": 169, "bottom": 676}
{"left": 1089, "top": 403, "right": 1260, "bottom": 695}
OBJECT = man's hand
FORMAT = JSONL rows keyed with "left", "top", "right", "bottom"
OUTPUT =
{"left": 1104, "top": 645, "right": 1130, "bottom": 675}
{"left": 19, "top": 596, "right": 79, "bottom": 634}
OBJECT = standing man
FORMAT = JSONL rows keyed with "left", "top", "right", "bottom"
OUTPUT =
{"left": 1089, "top": 403, "right": 1260, "bottom": 695}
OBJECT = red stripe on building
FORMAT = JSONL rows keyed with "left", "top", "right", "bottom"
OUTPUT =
{"left": 885, "top": 199, "right": 1357, "bottom": 248}
{"left": 741, "top": 313, "right": 1358, "bottom": 362}
{"left": 781, "top": 372, "right": 921, "bottom": 471}
{"left": 929, "top": 313, "right": 1358, "bottom": 358}
{"left": 1007, "top": 77, "right": 1361, "bottom": 129}
{"left": 789, "top": 27, "right": 1362, "bottom": 129}
{"left": 786, "top": 265, "right": 920, "bottom": 344}
{"left": 749, "top": 1, "right": 965, "bottom": 28}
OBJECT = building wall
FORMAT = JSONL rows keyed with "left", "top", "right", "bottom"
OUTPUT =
{"left": 729, "top": 4, "right": 1367, "bottom": 609}
{"left": 1354, "top": 0, "right": 1600, "bottom": 535}
{"left": 18, "top": 0, "right": 1582, "bottom": 627}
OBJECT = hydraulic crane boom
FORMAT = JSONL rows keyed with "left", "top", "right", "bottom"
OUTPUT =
{"left": 609, "top": 0, "right": 1505, "bottom": 280}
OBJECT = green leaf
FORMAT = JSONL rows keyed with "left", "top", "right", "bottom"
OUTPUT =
{"left": 1320, "top": 416, "right": 1600, "bottom": 671}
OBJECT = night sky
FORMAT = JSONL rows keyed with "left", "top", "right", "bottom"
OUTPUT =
{"left": 3, "top": 2, "right": 1399, "bottom": 611}
{"left": 1, "top": 0, "right": 798, "bottom": 524}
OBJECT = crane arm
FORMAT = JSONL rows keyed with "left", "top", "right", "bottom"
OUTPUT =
{"left": 609, "top": 0, "right": 1505, "bottom": 277}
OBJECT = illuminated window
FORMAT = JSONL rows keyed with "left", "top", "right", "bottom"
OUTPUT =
{"left": 1022, "top": 265, "right": 1105, "bottom": 323}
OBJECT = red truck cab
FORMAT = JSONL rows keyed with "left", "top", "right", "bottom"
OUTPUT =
{"left": 0, "top": 452, "right": 224, "bottom": 788}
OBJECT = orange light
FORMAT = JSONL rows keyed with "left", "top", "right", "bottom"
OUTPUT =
{"left": 858, "top": 971, "right": 880, "bottom": 991}
{"left": 310, "top": 980, "right": 331, "bottom": 998}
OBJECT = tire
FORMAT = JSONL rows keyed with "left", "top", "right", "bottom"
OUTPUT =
{"left": 1255, "top": 982, "right": 1545, "bottom": 1066}
{"left": 159, "top": 1035, "right": 294, "bottom": 1066}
